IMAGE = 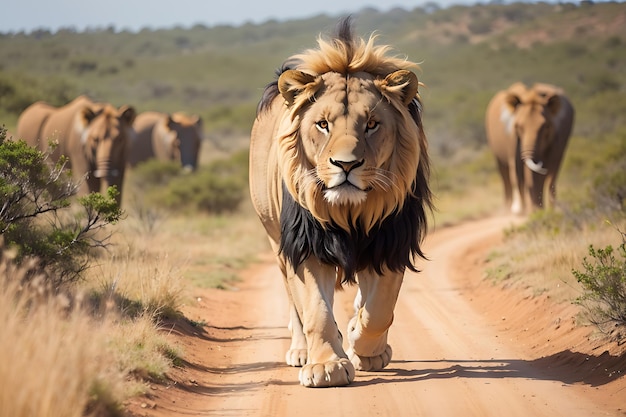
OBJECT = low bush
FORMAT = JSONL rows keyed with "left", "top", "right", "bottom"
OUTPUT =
{"left": 573, "top": 227, "right": 626, "bottom": 342}
{"left": 0, "top": 129, "right": 123, "bottom": 289}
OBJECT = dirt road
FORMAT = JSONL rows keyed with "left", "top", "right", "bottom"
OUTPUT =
{"left": 128, "top": 215, "right": 626, "bottom": 417}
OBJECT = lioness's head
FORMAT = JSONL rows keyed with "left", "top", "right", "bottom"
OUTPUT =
{"left": 261, "top": 18, "right": 431, "bottom": 234}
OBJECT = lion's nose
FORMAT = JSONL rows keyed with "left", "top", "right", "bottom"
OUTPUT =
{"left": 329, "top": 158, "right": 364, "bottom": 173}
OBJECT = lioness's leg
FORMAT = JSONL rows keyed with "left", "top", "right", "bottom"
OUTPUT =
{"left": 510, "top": 158, "right": 524, "bottom": 214}
{"left": 347, "top": 270, "right": 403, "bottom": 371}
{"left": 287, "top": 259, "right": 355, "bottom": 387}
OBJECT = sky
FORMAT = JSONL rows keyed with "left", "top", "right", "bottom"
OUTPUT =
{"left": 1, "top": 0, "right": 476, "bottom": 33}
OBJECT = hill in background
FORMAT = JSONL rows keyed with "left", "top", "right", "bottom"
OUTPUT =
{"left": 0, "top": 1, "right": 624, "bottom": 156}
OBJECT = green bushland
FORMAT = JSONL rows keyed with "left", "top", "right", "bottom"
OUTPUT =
{"left": 0, "top": 71, "right": 77, "bottom": 117}
{"left": 1, "top": 2, "right": 623, "bottom": 154}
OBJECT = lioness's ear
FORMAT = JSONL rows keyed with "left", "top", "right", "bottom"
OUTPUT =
{"left": 278, "top": 70, "right": 318, "bottom": 105}
{"left": 545, "top": 94, "right": 561, "bottom": 117}
{"left": 75, "top": 106, "right": 97, "bottom": 143}
{"left": 379, "top": 70, "right": 419, "bottom": 106}
{"left": 80, "top": 106, "right": 98, "bottom": 125}
{"left": 504, "top": 82, "right": 527, "bottom": 112}
{"left": 119, "top": 105, "right": 136, "bottom": 125}
{"left": 504, "top": 93, "right": 521, "bottom": 113}
{"left": 165, "top": 114, "right": 175, "bottom": 130}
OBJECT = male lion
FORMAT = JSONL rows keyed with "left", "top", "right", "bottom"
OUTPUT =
{"left": 249, "top": 18, "right": 432, "bottom": 387}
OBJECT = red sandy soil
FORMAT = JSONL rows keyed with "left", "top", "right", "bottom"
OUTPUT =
{"left": 127, "top": 215, "right": 626, "bottom": 417}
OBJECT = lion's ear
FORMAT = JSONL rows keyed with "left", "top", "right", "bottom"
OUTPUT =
{"left": 379, "top": 70, "right": 419, "bottom": 106}
{"left": 278, "top": 70, "right": 318, "bottom": 105}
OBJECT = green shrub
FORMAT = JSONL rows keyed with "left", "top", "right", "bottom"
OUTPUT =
{"left": 0, "top": 128, "right": 123, "bottom": 289}
{"left": 129, "top": 151, "right": 248, "bottom": 215}
{"left": 573, "top": 228, "right": 626, "bottom": 341}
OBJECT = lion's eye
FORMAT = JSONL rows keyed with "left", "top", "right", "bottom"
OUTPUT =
{"left": 316, "top": 120, "right": 329, "bottom": 133}
{"left": 366, "top": 119, "right": 379, "bottom": 133}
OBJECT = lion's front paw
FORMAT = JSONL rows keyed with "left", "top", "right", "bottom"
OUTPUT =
{"left": 347, "top": 344, "right": 392, "bottom": 371}
{"left": 298, "top": 358, "right": 355, "bottom": 387}
{"left": 286, "top": 348, "right": 308, "bottom": 367}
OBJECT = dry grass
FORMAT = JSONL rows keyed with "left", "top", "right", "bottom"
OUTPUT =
{"left": 119, "top": 196, "right": 270, "bottom": 289}
{"left": 432, "top": 180, "right": 503, "bottom": 228}
{"left": 0, "top": 187, "right": 270, "bottom": 415}
{"left": 429, "top": 146, "right": 505, "bottom": 228}
{"left": 86, "top": 243, "right": 187, "bottom": 319}
{"left": 486, "top": 219, "right": 626, "bottom": 304}
{"left": 0, "top": 257, "right": 128, "bottom": 417}
{"left": 107, "top": 313, "right": 180, "bottom": 383}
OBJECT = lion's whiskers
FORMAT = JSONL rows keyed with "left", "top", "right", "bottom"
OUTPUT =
{"left": 313, "top": 165, "right": 403, "bottom": 195}
{"left": 367, "top": 168, "right": 402, "bottom": 194}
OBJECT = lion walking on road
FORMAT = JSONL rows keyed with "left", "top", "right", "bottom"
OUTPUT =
{"left": 249, "top": 18, "right": 432, "bottom": 387}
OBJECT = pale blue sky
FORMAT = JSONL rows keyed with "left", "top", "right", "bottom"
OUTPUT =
{"left": 2, "top": 0, "right": 476, "bottom": 33}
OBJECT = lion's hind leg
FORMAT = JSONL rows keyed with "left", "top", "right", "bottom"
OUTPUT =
{"left": 346, "top": 270, "right": 403, "bottom": 371}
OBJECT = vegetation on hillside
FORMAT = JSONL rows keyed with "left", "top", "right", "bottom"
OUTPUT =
{"left": 1, "top": 2, "right": 624, "bottom": 152}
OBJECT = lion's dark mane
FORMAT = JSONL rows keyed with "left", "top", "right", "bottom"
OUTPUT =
{"left": 279, "top": 177, "right": 429, "bottom": 284}
{"left": 257, "top": 68, "right": 283, "bottom": 114}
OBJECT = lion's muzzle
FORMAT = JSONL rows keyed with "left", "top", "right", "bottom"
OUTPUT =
{"left": 323, "top": 154, "right": 368, "bottom": 205}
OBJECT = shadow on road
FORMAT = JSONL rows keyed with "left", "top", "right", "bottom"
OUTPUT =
{"left": 350, "top": 350, "right": 625, "bottom": 388}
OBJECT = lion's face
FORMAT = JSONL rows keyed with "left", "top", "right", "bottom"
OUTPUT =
{"left": 277, "top": 69, "right": 423, "bottom": 232}
{"left": 77, "top": 103, "right": 136, "bottom": 180}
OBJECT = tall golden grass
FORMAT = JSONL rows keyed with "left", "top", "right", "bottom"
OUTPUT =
{"left": 0, "top": 222, "right": 193, "bottom": 415}
{"left": 0, "top": 248, "right": 128, "bottom": 417}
